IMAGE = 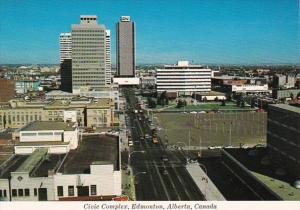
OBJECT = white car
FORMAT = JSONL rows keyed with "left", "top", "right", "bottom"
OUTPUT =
{"left": 128, "top": 141, "right": 134, "bottom": 146}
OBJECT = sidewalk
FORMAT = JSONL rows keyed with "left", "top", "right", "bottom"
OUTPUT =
{"left": 121, "top": 166, "right": 136, "bottom": 200}
{"left": 186, "top": 163, "right": 226, "bottom": 201}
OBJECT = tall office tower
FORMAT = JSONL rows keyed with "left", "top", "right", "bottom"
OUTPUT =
{"left": 116, "top": 16, "right": 135, "bottom": 77}
{"left": 71, "top": 15, "right": 106, "bottom": 93}
{"left": 105, "top": 30, "right": 112, "bottom": 85}
{"left": 60, "top": 33, "right": 72, "bottom": 92}
{"left": 59, "top": 33, "right": 72, "bottom": 63}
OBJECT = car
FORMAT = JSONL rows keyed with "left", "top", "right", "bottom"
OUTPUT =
{"left": 162, "top": 169, "right": 168, "bottom": 175}
{"left": 161, "top": 155, "right": 169, "bottom": 162}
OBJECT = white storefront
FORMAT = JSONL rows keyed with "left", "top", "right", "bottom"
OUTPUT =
{"left": 231, "top": 84, "right": 270, "bottom": 94}
{"left": 0, "top": 162, "right": 121, "bottom": 201}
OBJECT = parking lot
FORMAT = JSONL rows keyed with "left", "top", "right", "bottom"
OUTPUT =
{"left": 154, "top": 112, "right": 267, "bottom": 148}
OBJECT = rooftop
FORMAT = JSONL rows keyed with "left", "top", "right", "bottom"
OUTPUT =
{"left": 269, "top": 104, "right": 300, "bottom": 114}
{"left": 0, "top": 153, "right": 65, "bottom": 178}
{"left": 59, "top": 134, "right": 119, "bottom": 174}
{"left": 21, "top": 121, "right": 76, "bottom": 132}
{"left": 15, "top": 148, "right": 48, "bottom": 173}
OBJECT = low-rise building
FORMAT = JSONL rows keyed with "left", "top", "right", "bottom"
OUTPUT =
{"left": 13, "top": 121, "right": 79, "bottom": 154}
{"left": 15, "top": 80, "right": 41, "bottom": 94}
{"left": 0, "top": 134, "right": 121, "bottom": 201}
{"left": 231, "top": 84, "right": 270, "bottom": 94}
{"left": 0, "top": 97, "right": 114, "bottom": 129}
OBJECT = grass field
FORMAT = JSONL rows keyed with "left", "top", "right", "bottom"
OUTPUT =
{"left": 154, "top": 112, "right": 267, "bottom": 148}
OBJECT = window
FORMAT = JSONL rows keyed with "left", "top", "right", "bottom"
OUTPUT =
{"left": 25, "top": 189, "right": 30, "bottom": 196}
{"left": 90, "top": 185, "right": 97, "bottom": 195}
{"left": 3, "top": 190, "right": 6, "bottom": 197}
{"left": 18, "top": 189, "right": 24, "bottom": 196}
{"left": 57, "top": 186, "right": 63, "bottom": 197}
{"left": 0, "top": 190, "right": 2, "bottom": 197}
{"left": 12, "top": 189, "right": 17, "bottom": 197}
{"left": 34, "top": 188, "right": 37, "bottom": 196}
{"left": 68, "top": 186, "right": 74, "bottom": 196}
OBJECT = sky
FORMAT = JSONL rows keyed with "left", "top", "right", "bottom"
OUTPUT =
{"left": 0, "top": 0, "right": 299, "bottom": 64}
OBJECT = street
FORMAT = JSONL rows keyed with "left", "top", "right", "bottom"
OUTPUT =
{"left": 123, "top": 88, "right": 205, "bottom": 201}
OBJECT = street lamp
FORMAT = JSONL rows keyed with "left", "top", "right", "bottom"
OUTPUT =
{"left": 128, "top": 151, "right": 145, "bottom": 166}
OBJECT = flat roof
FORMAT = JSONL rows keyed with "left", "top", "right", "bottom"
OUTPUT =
{"left": 21, "top": 121, "right": 76, "bottom": 131}
{"left": 269, "top": 104, "right": 300, "bottom": 114}
{"left": 59, "top": 134, "right": 119, "bottom": 174}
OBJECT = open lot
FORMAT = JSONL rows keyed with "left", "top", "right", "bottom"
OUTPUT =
{"left": 154, "top": 112, "right": 266, "bottom": 147}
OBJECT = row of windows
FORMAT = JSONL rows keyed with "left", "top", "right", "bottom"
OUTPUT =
{"left": 73, "top": 49, "right": 102, "bottom": 52}
{"left": 73, "top": 37, "right": 104, "bottom": 40}
{"left": 73, "top": 53, "right": 105, "bottom": 56}
{"left": 57, "top": 185, "right": 97, "bottom": 197}
{"left": 11, "top": 188, "right": 35, "bottom": 197}
{"left": 73, "top": 61, "right": 102, "bottom": 64}
{"left": 0, "top": 115, "right": 41, "bottom": 122}
{"left": 73, "top": 30, "right": 104, "bottom": 32}
{"left": 73, "top": 57, "right": 104, "bottom": 60}
{"left": 73, "top": 30, "right": 104, "bottom": 33}
{"left": 0, "top": 189, "right": 7, "bottom": 197}
{"left": 72, "top": 43, "right": 105, "bottom": 46}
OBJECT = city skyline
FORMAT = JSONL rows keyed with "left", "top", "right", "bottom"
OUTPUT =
{"left": 0, "top": 0, "right": 299, "bottom": 64}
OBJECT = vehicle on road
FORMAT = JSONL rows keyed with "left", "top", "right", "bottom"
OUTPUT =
{"left": 161, "top": 155, "right": 169, "bottom": 162}
{"left": 151, "top": 128, "right": 159, "bottom": 144}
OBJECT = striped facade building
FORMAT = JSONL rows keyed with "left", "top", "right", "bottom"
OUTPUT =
{"left": 156, "top": 61, "right": 212, "bottom": 96}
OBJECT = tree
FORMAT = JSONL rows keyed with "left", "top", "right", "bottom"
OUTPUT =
{"left": 221, "top": 100, "right": 226, "bottom": 106}
{"left": 236, "top": 98, "right": 241, "bottom": 107}
{"left": 250, "top": 99, "right": 255, "bottom": 108}
{"left": 241, "top": 100, "right": 245, "bottom": 108}
{"left": 203, "top": 97, "right": 207, "bottom": 102}
{"left": 147, "top": 97, "right": 157, "bottom": 108}
{"left": 176, "top": 100, "right": 184, "bottom": 108}
{"left": 214, "top": 97, "right": 219, "bottom": 102}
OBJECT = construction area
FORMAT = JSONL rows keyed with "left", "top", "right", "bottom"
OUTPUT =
{"left": 154, "top": 112, "right": 267, "bottom": 148}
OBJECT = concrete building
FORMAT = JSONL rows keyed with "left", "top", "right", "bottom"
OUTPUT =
{"left": 273, "top": 74, "right": 295, "bottom": 89}
{"left": 116, "top": 16, "right": 135, "bottom": 77}
{"left": 0, "top": 134, "right": 121, "bottom": 201}
{"left": 140, "top": 76, "right": 156, "bottom": 88}
{"left": 13, "top": 121, "right": 79, "bottom": 154}
{"left": 156, "top": 61, "right": 212, "bottom": 97}
{"left": 272, "top": 89, "right": 300, "bottom": 100}
{"left": 0, "top": 98, "right": 114, "bottom": 130}
{"left": 15, "top": 80, "right": 41, "bottom": 94}
{"left": 0, "top": 78, "right": 15, "bottom": 102}
{"left": 267, "top": 104, "right": 300, "bottom": 182}
{"left": 71, "top": 15, "right": 107, "bottom": 92}
{"left": 105, "top": 30, "right": 112, "bottom": 86}
{"left": 59, "top": 33, "right": 72, "bottom": 64}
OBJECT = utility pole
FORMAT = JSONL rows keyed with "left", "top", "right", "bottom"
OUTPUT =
{"left": 229, "top": 121, "right": 232, "bottom": 146}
